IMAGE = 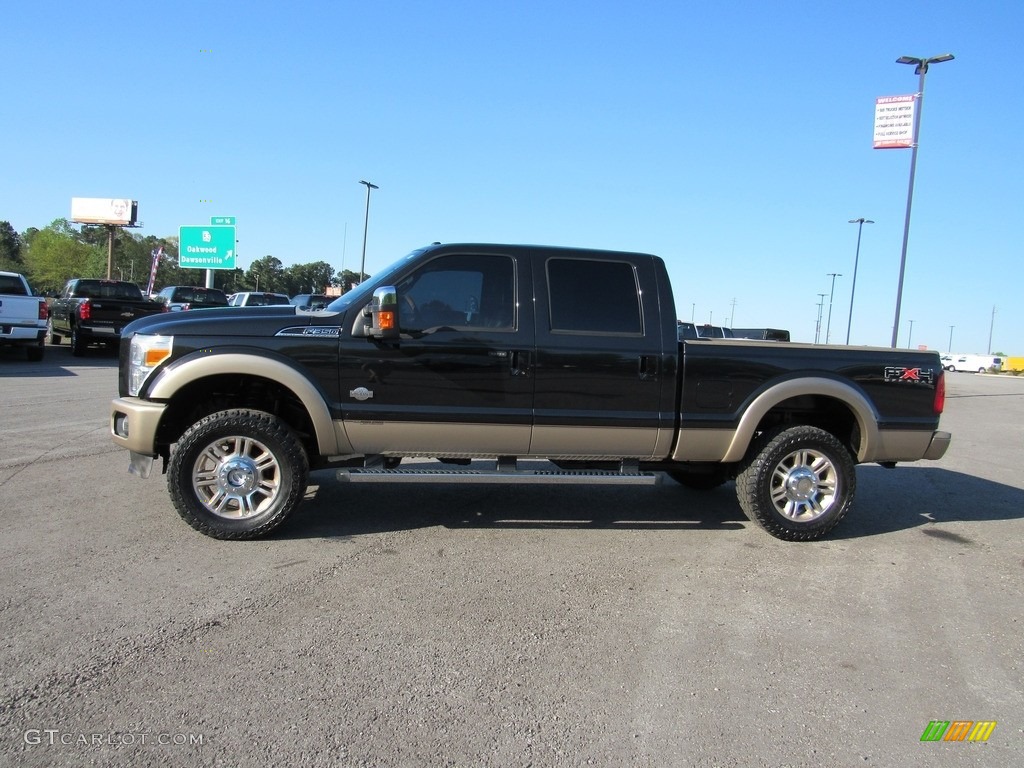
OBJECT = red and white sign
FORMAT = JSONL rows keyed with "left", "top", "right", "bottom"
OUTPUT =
{"left": 873, "top": 95, "right": 917, "bottom": 149}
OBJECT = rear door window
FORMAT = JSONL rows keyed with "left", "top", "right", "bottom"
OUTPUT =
{"left": 546, "top": 258, "right": 642, "bottom": 334}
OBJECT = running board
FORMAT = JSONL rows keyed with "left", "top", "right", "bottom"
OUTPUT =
{"left": 337, "top": 463, "right": 661, "bottom": 486}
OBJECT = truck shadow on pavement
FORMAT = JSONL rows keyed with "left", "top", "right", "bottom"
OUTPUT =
{"left": 833, "top": 465, "right": 1024, "bottom": 539}
{"left": 282, "top": 465, "right": 1023, "bottom": 541}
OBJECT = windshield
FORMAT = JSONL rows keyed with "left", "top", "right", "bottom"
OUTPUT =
{"left": 325, "top": 246, "right": 432, "bottom": 312}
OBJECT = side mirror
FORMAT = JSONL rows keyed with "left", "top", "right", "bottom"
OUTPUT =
{"left": 368, "top": 285, "right": 399, "bottom": 340}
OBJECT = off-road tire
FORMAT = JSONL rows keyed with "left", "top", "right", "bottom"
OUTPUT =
{"left": 735, "top": 425, "right": 856, "bottom": 541}
{"left": 168, "top": 409, "right": 309, "bottom": 540}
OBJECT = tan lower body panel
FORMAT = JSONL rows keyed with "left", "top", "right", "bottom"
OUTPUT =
{"left": 529, "top": 425, "right": 671, "bottom": 459}
{"left": 344, "top": 421, "right": 531, "bottom": 457}
{"left": 670, "top": 428, "right": 734, "bottom": 462}
{"left": 868, "top": 429, "right": 946, "bottom": 463}
{"left": 670, "top": 426, "right": 946, "bottom": 464}
{"left": 342, "top": 421, "right": 670, "bottom": 460}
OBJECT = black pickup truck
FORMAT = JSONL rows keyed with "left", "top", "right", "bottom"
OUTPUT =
{"left": 110, "top": 243, "right": 949, "bottom": 541}
{"left": 49, "top": 278, "right": 165, "bottom": 355}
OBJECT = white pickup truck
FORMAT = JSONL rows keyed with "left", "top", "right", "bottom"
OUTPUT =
{"left": 0, "top": 271, "right": 47, "bottom": 361}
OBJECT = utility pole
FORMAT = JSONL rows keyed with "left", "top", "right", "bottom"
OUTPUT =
{"left": 907, "top": 319, "right": 915, "bottom": 349}
{"left": 948, "top": 325, "right": 954, "bottom": 353}
{"left": 988, "top": 306, "right": 996, "bottom": 354}
{"left": 729, "top": 298, "right": 737, "bottom": 328}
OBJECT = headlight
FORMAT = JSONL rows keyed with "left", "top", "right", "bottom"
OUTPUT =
{"left": 128, "top": 334, "right": 173, "bottom": 396}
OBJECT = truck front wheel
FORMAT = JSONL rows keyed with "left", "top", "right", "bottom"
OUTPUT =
{"left": 735, "top": 425, "right": 856, "bottom": 541}
{"left": 168, "top": 409, "right": 309, "bottom": 539}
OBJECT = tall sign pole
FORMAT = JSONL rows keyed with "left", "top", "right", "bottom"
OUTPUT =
{"left": 888, "top": 53, "right": 954, "bottom": 348}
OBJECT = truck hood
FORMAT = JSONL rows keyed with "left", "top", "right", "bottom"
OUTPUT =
{"left": 122, "top": 306, "right": 344, "bottom": 337}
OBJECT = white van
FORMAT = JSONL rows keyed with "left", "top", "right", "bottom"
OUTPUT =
{"left": 944, "top": 354, "right": 1003, "bottom": 373}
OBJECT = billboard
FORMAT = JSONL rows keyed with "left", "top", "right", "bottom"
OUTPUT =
{"left": 873, "top": 95, "right": 917, "bottom": 149}
{"left": 70, "top": 197, "right": 138, "bottom": 225}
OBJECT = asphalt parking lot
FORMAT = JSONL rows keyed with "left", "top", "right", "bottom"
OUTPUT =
{"left": 1, "top": 345, "right": 1021, "bottom": 767}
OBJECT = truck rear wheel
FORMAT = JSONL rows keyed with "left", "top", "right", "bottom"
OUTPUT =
{"left": 26, "top": 341, "right": 44, "bottom": 362}
{"left": 46, "top": 319, "right": 62, "bottom": 345}
{"left": 168, "top": 409, "right": 309, "bottom": 539}
{"left": 735, "top": 425, "right": 855, "bottom": 541}
{"left": 70, "top": 325, "right": 86, "bottom": 356}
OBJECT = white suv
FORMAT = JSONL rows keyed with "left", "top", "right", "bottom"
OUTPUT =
{"left": 226, "top": 292, "right": 291, "bottom": 307}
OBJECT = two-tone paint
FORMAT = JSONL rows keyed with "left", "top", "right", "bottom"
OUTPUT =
{"left": 110, "top": 243, "right": 949, "bottom": 470}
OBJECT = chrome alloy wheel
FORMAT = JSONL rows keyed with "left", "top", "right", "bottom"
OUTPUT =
{"left": 191, "top": 436, "right": 282, "bottom": 519}
{"left": 768, "top": 448, "right": 839, "bottom": 522}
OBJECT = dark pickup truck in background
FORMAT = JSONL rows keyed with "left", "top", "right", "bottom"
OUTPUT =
{"left": 49, "top": 279, "right": 165, "bottom": 355}
{"left": 110, "top": 243, "right": 950, "bottom": 541}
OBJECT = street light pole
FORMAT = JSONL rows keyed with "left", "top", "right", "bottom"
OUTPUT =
{"left": 815, "top": 293, "right": 827, "bottom": 344}
{"left": 907, "top": 319, "right": 915, "bottom": 349}
{"left": 358, "top": 180, "right": 379, "bottom": 284}
{"left": 948, "top": 325, "right": 954, "bottom": 353}
{"left": 891, "top": 53, "right": 954, "bottom": 348}
{"left": 845, "top": 218, "right": 874, "bottom": 344}
{"left": 988, "top": 306, "right": 996, "bottom": 354}
{"left": 825, "top": 273, "right": 842, "bottom": 344}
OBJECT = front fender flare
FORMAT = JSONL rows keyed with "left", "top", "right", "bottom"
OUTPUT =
{"left": 148, "top": 352, "right": 348, "bottom": 456}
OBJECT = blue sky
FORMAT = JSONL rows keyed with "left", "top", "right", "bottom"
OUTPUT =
{"left": 4, "top": 1, "right": 1021, "bottom": 354}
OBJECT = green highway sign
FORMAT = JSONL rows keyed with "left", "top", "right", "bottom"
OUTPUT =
{"left": 179, "top": 225, "right": 237, "bottom": 270}
{"left": 210, "top": 216, "right": 236, "bottom": 225}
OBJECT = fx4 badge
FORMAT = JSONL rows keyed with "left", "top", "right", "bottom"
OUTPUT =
{"left": 884, "top": 366, "right": 934, "bottom": 384}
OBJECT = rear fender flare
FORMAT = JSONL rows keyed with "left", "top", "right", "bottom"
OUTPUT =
{"left": 722, "top": 377, "right": 879, "bottom": 463}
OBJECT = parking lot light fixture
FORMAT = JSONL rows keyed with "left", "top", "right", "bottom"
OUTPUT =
{"left": 845, "top": 218, "right": 874, "bottom": 344}
{"left": 890, "top": 53, "right": 954, "bottom": 348}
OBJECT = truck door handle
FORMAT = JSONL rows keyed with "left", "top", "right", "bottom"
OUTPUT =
{"left": 510, "top": 350, "right": 531, "bottom": 377}
{"left": 638, "top": 355, "right": 658, "bottom": 381}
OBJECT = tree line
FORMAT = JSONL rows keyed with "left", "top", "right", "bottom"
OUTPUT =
{"left": 0, "top": 218, "right": 365, "bottom": 296}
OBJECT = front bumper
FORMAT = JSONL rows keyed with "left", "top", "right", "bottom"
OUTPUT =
{"left": 110, "top": 397, "right": 168, "bottom": 456}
